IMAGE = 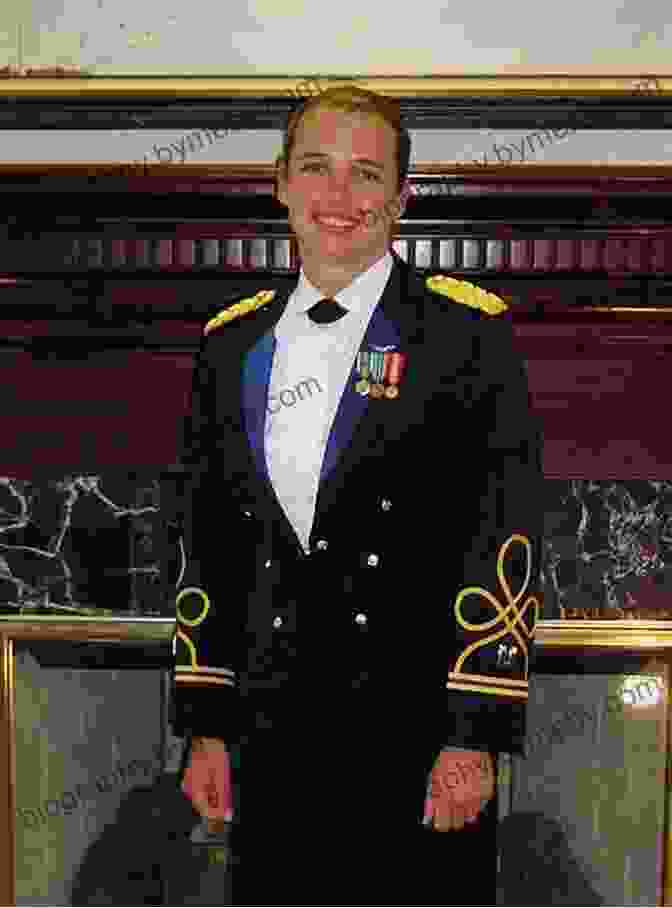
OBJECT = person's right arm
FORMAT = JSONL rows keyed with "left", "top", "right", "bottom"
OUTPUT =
{"left": 172, "top": 329, "right": 240, "bottom": 817}
{"left": 172, "top": 329, "right": 240, "bottom": 739}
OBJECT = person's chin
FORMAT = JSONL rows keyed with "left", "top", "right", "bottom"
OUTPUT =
{"left": 302, "top": 228, "right": 378, "bottom": 262}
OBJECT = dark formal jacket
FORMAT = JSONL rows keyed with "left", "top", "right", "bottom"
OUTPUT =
{"left": 171, "top": 250, "right": 544, "bottom": 755}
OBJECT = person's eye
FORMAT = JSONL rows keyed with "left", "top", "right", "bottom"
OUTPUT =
{"left": 359, "top": 171, "right": 382, "bottom": 182}
{"left": 301, "top": 162, "right": 325, "bottom": 172}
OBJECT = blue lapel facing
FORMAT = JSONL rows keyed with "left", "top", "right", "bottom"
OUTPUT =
{"left": 241, "top": 328, "right": 274, "bottom": 481}
{"left": 242, "top": 299, "right": 401, "bottom": 486}
{"left": 320, "top": 302, "right": 400, "bottom": 482}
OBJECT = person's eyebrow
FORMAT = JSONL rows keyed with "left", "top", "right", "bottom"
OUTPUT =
{"left": 296, "top": 152, "right": 385, "bottom": 171}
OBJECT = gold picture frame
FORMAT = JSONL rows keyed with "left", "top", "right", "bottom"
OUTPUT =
{"left": 0, "top": 73, "right": 669, "bottom": 96}
{"left": 0, "top": 616, "right": 174, "bottom": 907}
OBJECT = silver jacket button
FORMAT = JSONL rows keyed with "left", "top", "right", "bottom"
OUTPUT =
{"left": 367, "top": 554, "right": 379, "bottom": 567}
{"left": 264, "top": 559, "right": 272, "bottom": 568}
{"left": 355, "top": 612, "right": 367, "bottom": 625}
{"left": 272, "top": 616, "right": 283, "bottom": 628}
{"left": 315, "top": 539, "right": 328, "bottom": 550}
{"left": 381, "top": 499, "right": 392, "bottom": 511}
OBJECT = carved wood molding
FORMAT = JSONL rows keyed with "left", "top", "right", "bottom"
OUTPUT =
{"left": 0, "top": 163, "right": 670, "bottom": 337}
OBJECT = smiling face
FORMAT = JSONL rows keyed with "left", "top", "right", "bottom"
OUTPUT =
{"left": 276, "top": 106, "right": 409, "bottom": 293}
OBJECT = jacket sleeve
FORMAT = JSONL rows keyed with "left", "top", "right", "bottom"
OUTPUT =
{"left": 170, "top": 332, "right": 239, "bottom": 742}
{"left": 443, "top": 313, "right": 544, "bottom": 755}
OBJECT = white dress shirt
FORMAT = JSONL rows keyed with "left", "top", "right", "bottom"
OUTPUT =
{"left": 265, "top": 251, "right": 394, "bottom": 554}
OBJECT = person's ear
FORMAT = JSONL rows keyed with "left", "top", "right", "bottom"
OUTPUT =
{"left": 384, "top": 181, "right": 412, "bottom": 223}
{"left": 275, "top": 157, "right": 289, "bottom": 207}
{"left": 397, "top": 180, "right": 412, "bottom": 218}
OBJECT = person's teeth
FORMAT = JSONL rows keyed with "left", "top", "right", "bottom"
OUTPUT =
{"left": 317, "top": 216, "right": 356, "bottom": 226}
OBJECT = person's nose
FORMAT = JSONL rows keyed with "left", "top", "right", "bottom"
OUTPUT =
{"left": 321, "top": 171, "right": 357, "bottom": 209}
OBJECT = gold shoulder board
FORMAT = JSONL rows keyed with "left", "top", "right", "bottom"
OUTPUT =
{"left": 203, "top": 290, "right": 277, "bottom": 335}
{"left": 425, "top": 275, "right": 508, "bottom": 316}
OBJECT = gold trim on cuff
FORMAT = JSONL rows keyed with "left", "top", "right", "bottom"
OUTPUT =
{"left": 175, "top": 674, "right": 234, "bottom": 688}
{"left": 446, "top": 682, "right": 528, "bottom": 699}
{"left": 446, "top": 674, "right": 529, "bottom": 699}
{"left": 449, "top": 671, "right": 528, "bottom": 688}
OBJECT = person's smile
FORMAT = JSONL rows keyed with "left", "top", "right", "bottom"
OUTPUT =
{"left": 313, "top": 212, "right": 362, "bottom": 233}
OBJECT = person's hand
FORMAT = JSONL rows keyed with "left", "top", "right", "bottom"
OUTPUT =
{"left": 427, "top": 750, "right": 495, "bottom": 831}
{"left": 181, "top": 736, "right": 233, "bottom": 826}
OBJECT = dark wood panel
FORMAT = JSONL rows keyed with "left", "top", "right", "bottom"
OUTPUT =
{"left": 0, "top": 93, "right": 670, "bottom": 131}
{"left": 0, "top": 166, "right": 670, "bottom": 478}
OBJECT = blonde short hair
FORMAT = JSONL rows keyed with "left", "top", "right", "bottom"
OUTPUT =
{"left": 276, "top": 84, "right": 411, "bottom": 192}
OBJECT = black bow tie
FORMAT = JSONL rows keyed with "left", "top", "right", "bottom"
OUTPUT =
{"left": 307, "top": 298, "right": 348, "bottom": 324}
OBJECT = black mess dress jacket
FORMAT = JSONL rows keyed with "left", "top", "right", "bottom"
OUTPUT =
{"left": 171, "top": 250, "right": 544, "bottom": 764}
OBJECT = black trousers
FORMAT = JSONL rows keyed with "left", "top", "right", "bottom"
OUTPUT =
{"left": 226, "top": 692, "right": 497, "bottom": 906}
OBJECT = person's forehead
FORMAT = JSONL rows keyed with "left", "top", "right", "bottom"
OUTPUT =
{"left": 295, "top": 107, "right": 395, "bottom": 149}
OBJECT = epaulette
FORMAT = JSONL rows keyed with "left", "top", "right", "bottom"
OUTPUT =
{"left": 203, "top": 290, "right": 277, "bottom": 336}
{"left": 425, "top": 275, "right": 508, "bottom": 316}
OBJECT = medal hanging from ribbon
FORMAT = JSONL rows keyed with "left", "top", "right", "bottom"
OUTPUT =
{"left": 385, "top": 351, "right": 406, "bottom": 398}
{"left": 354, "top": 349, "right": 407, "bottom": 399}
{"left": 355, "top": 351, "right": 371, "bottom": 397}
{"left": 369, "top": 350, "right": 385, "bottom": 399}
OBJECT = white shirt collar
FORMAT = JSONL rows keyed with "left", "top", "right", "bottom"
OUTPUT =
{"left": 289, "top": 250, "right": 394, "bottom": 319}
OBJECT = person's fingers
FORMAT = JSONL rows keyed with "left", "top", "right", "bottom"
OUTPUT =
{"left": 431, "top": 797, "right": 488, "bottom": 830}
{"left": 435, "top": 799, "right": 467, "bottom": 831}
{"left": 197, "top": 784, "right": 229, "bottom": 820}
{"left": 449, "top": 808, "right": 467, "bottom": 831}
{"left": 182, "top": 757, "right": 229, "bottom": 820}
{"left": 433, "top": 804, "right": 455, "bottom": 831}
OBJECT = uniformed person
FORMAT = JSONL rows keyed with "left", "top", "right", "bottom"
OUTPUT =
{"left": 171, "top": 85, "right": 544, "bottom": 905}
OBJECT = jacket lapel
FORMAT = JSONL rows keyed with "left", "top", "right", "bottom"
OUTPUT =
{"left": 311, "top": 252, "right": 430, "bottom": 520}
{"left": 241, "top": 326, "right": 274, "bottom": 482}
{"left": 230, "top": 251, "right": 434, "bottom": 551}
{"left": 215, "top": 284, "right": 304, "bottom": 554}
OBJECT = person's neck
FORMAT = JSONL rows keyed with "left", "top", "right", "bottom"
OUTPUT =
{"left": 300, "top": 248, "right": 389, "bottom": 299}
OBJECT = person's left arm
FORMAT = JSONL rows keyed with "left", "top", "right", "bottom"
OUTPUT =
{"left": 429, "top": 312, "right": 544, "bottom": 830}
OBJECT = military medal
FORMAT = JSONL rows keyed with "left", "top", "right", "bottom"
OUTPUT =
{"left": 384, "top": 352, "right": 406, "bottom": 399}
{"left": 355, "top": 351, "right": 371, "bottom": 396}
{"left": 369, "top": 350, "right": 386, "bottom": 398}
{"left": 355, "top": 347, "right": 408, "bottom": 399}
